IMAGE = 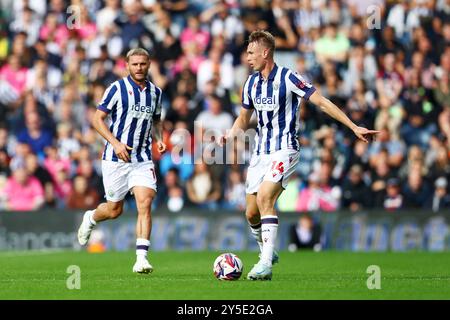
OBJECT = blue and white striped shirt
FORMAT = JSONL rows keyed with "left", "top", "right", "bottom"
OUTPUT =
{"left": 97, "top": 75, "right": 162, "bottom": 162}
{"left": 242, "top": 64, "right": 316, "bottom": 155}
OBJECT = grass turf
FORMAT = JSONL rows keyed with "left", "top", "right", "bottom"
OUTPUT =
{"left": 0, "top": 250, "right": 449, "bottom": 300}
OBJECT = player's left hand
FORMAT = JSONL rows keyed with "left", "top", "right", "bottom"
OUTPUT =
{"left": 156, "top": 141, "right": 167, "bottom": 154}
{"left": 353, "top": 126, "right": 379, "bottom": 143}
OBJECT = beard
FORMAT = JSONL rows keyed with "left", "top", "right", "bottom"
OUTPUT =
{"left": 130, "top": 70, "right": 148, "bottom": 83}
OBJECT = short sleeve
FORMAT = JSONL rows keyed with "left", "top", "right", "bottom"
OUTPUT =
{"left": 241, "top": 75, "right": 255, "bottom": 109}
{"left": 153, "top": 86, "right": 162, "bottom": 120}
{"left": 287, "top": 71, "right": 316, "bottom": 100}
{"left": 97, "top": 83, "right": 118, "bottom": 113}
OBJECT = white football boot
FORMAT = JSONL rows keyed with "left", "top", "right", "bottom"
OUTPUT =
{"left": 77, "top": 210, "right": 95, "bottom": 246}
{"left": 247, "top": 260, "right": 273, "bottom": 280}
{"left": 133, "top": 259, "right": 153, "bottom": 274}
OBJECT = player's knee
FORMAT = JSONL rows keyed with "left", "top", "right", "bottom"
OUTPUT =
{"left": 136, "top": 197, "right": 152, "bottom": 212}
{"left": 245, "top": 210, "right": 259, "bottom": 222}
{"left": 256, "top": 193, "right": 275, "bottom": 212}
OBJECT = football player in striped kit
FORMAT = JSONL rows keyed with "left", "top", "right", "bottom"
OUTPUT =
{"left": 77, "top": 48, "right": 166, "bottom": 274}
{"left": 223, "top": 31, "right": 379, "bottom": 280}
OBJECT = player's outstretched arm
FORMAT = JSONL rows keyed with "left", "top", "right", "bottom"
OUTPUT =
{"left": 220, "top": 107, "right": 254, "bottom": 146}
{"left": 308, "top": 91, "right": 379, "bottom": 143}
{"left": 92, "top": 109, "right": 132, "bottom": 162}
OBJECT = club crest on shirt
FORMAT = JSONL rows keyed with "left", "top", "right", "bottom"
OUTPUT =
{"left": 273, "top": 82, "right": 280, "bottom": 91}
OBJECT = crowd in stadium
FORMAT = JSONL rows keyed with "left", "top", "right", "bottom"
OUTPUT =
{"left": 0, "top": 0, "right": 449, "bottom": 213}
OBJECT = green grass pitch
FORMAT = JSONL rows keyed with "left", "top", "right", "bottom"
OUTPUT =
{"left": 0, "top": 250, "right": 449, "bottom": 300}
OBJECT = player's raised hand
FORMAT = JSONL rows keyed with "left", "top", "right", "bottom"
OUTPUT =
{"left": 112, "top": 142, "right": 133, "bottom": 162}
{"left": 156, "top": 141, "right": 167, "bottom": 154}
{"left": 353, "top": 126, "right": 379, "bottom": 143}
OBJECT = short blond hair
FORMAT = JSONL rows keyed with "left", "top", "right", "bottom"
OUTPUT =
{"left": 126, "top": 48, "right": 150, "bottom": 62}
{"left": 248, "top": 30, "right": 275, "bottom": 57}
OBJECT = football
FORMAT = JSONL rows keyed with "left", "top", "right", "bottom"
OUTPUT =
{"left": 213, "top": 253, "right": 243, "bottom": 280}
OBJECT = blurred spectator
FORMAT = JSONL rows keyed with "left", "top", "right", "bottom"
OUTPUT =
{"left": 346, "top": 139, "right": 370, "bottom": 172}
{"left": 55, "top": 122, "right": 81, "bottom": 160}
{"left": 157, "top": 168, "right": 185, "bottom": 212}
{"left": 314, "top": 22, "right": 350, "bottom": 65}
{"left": 404, "top": 51, "right": 434, "bottom": 89}
{"left": 76, "top": 159, "right": 103, "bottom": 197}
{"left": 433, "top": 71, "right": 450, "bottom": 147}
{"left": 270, "top": 10, "right": 297, "bottom": 52}
{"left": 3, "top": 163, "right": 44, "bottom": 211}
{"left": 200, "top": 0, "right": 244, "bottom": 42}
{"left": 369, "top": 151, "right": 394, "bottom": 208}
{"left": 383, "top": 178, "right": 404, "bottom": 211}
{"left": 24, "top": 152, "right": 54, "bottom": 208}
{"left": 346, "top": 0, "right": 385, "bottom": 19}
{"left": 0, "top": 174, "right": 7, "bottom": 210}
{"left": 426, "top": 177, "right": 450, "bottom": 212}
{"left": 180, "top": 14, "right": 210, "bottom": 55}
{"left": 0, "top": 148, "right": 10, "bottom": 177}
{"left": 0, "top": 126, "right": 13, "bottom": 152}
{"left": 379, "top": 25, "right": 405, "bottom": 59}
{"left": 0, "top": 18, "right": 8, "bottom": 62}
{"left": 9, "top": 141, "right": 31, "bottom": 167}
{"left": 165, "top": 94, "right": 199, "bottom": 132}
{"left": 195, "top": 93, "right": 233, "bottom": 141}
{"left": 43, "top": 145, "right": 71, "bottom": 183}
{"left": 288, "top": 214, "right": 322, "bottom": 252}
{"left": 313, "top": 128, "right": 347, "bottom": 182}
{"left": 427, "top": 145, "right": 450, "bottom": 183}
{"left": 197, "top": 46, "right": 234, "bottom": 91}
{"left": 376, "top": 52, "right": 403, "bottom": 108}
{"left": 38, "top": 11, "right": 69, "bottom": 51}
{"left": 343, "top": 47, "right": 377, "bottom": 96}
{"left": 386, "top": 0, "right": 410, "bottom": 41}
{"left": 159, "top": 121, "right": 194, "bottom": 182}
{"left": 30, "top": 39, "right": 62, "bottom": 69}
{"left": 66, "top": 175, "right": 100, "bottom": 210}
{"left": 17, "top": 112, "right": 53, "bottom": 158}
{"left": 96, "top": 0, "right": 121, "bottom": 35}
{"left": 76, "top": 5, "right": 97, "bottom": 42}
{"left": 186, "top": 162, "right": 221, "bottom": 210}
{"left": 9, "top": 6, "right": 41, "bottom": 46}
{"left": 223, "top": 168, "right": 246, "bottom": 210}
{"left": 369, "top": 126, "right": 405, "bottom": 170}
{"left": 53, "top": 168, "right": 72, "bottom": 208}
{"left": 400, "top": 69, "right": 439, "bottom": 149}
{"left": 341, "top": 164, "right": 370, "bottom": 212}
{"left": 294, "top": 0, "right": 322, "bottom": 36}
{"left": 150, "top": 9, "right": 183, "bottom": 69}
{"left": 277, "top": 172, "right": 303, "bottom": 212}
{"left": 323, "top": 0, "right": 352, "bottom": 27}
{"left": 26, "top": 59, "right": 61, "bottom": 113}
{"left": 402, "top": 170, "right": 431, "bottom": 209}
{"left": 172, "top": 37, "right": 205, "bottom": 76}
{"left": 114, "top": 2, "right": 147, "bottom": 50}
{"left": 160, "top": 0, "right": 190, "bottom": 30}
{"left": 0, "top": 54, "right": 29, "bottom": 97}
{"left": 296, "top": 171, "right": 339, "bottom": 212}
{"left": 398, "top": 144, "right": 426, "bottom": 180}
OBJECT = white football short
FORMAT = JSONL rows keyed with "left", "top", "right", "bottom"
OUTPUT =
{"left": 245, "top": 149, "right": 300, "bottom": 194}
{"left": 102, "top": 160, "right": 157, "bottom": 202}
